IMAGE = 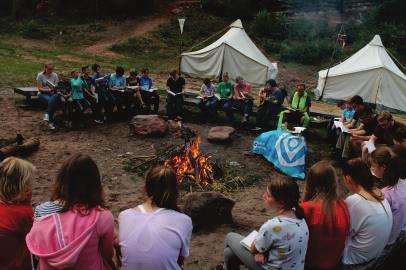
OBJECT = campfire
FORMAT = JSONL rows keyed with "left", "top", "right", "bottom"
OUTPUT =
{"left": 163, "top": 136, "right": 215, "bottom": 186}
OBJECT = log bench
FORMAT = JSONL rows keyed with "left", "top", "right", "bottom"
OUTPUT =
{"left": 183, "top": 89, "right": 335, "bottom": 128}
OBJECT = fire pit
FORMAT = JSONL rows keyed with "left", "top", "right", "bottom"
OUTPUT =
{"left": 163, "top": 136, "right": 216, "bottom": 186}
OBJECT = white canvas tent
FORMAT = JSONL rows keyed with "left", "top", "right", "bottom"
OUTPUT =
{"left": 316, "top": 35, "right": 406, "bottom": 112}
{"left": 180, "top": 19, "right": 277, "bottom": 85}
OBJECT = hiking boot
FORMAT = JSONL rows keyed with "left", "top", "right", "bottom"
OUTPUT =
{"left": 43, "top": 113, "right": 49, "bottom": 122}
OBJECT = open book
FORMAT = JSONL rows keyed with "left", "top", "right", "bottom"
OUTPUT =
{"left": 366, "top": 140, "right": 376, "bottom": 153}
{"left": 94, "top": 77, "right": 107, "bottom": 83}
{"left": 126, "top": 86, "right": 140, "bottom": 90}
{"left": 334, "top": 121, "right": 350, "bottom": 133}
{"left": 291, "top": 127, "right": 306, "bottom": 134}
{"left": 167, "top": 90, "right": 183, "bottom": 96}
{"left": 240, "top": 230, "right": 258, "bottom": 251}
{"left": 140, "top": 87, "right": 158, "bottom": 92}
{"left": 46, "top": 80, "right": 56, "bottom": 89}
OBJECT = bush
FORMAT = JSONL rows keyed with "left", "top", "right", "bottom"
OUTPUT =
{"left": 250, "top": 10, "right": 287, "bottom": 40}
{"left": 20, "top": 20, "right": 49, "bottom": 39}
{"left": 280, "top": 40, "right": 342, "bottom": 65}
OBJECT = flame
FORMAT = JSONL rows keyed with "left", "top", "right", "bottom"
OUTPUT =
{"left": 164, "top": 136, "right": 214, "bottom": 186}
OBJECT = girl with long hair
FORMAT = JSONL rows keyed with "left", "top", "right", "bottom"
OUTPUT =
{"left": 118, "top": 165, "right": 193, "bottom": 270}
{"left": 341, "top": 158, "right": 392, "bottom": 269}
{"left": 0, "top": 157, "right": 35, "bottom": 270}
{"left": 370, "top": 146, "right": 406, "bottom": 267}
{"left": 301, "top": 160, "right": 350, "bottom": 270}
{"left": 26, "top": 154, "right": 115, "bottom": 270}
{"left": 223, "top": 177, "right": 309, "bottom": 270}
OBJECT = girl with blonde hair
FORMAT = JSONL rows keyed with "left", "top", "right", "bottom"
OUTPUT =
{"left": 0, "top": 157, "right": 35, "bottom": 270}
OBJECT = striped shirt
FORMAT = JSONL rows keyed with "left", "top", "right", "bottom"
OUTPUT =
{"left": 34, "top": 201, "right": 63, "bottom": 220}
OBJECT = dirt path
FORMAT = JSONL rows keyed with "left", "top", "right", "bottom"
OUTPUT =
{"left": 83, "top": 6, "right": 174, "bottom": 57}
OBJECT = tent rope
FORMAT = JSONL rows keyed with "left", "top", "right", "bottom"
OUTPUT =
{"left": 385, "top": 47, "right": 406, "bottom": 72}
{"left": 181, "top": 24, "right": 230, "bottom": 54}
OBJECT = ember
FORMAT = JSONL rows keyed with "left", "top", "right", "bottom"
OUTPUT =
{"left": 164, "top": 136, "right": 214, "bottom": 186}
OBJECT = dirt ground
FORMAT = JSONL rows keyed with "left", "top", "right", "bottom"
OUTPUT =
{"left": 0, "top": 86, "right": 337, "bottom": 269}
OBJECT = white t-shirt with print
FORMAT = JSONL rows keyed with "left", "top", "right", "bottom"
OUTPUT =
{"left": 254, "top": 216, "right": 309, "bottom": 270}
{"left": 343, "top": 194, "right": 393, "bottom": 265}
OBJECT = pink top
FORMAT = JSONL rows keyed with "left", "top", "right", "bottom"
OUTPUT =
{"left": 119, "top": 205, "right": 193, "bottom": 270}
{"left": 233, "top": 82, "right": 252, "bottom": 99}
{"left": 26, "top": 207, "right": 114, "bottom": 270}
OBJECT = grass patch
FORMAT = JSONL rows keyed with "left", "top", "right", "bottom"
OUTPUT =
{"left": 111, "top": 10, "right": 231, "bottom": 70}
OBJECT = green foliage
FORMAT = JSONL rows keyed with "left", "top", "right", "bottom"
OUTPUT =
{"left": 280, "top": 40, "right": 341, "bottom": 65}
{"left": 250, "top": 10, "right": 287, "bottom": 40}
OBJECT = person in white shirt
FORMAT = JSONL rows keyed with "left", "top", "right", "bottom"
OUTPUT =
{"left": 340, "top": 158, "right": 393, "bottom": 269}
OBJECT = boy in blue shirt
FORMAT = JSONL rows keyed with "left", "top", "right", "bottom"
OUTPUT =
{"left": 92, "top": 64, "right": 115, "bottom": 122}
{"left": 139, "top": 68, "right": 160, "bottom": 114}
{"left": 108, "top": 66, "right": 128, "bottom": 116}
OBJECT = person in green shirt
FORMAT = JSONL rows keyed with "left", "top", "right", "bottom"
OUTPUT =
{"left": 277, "top": 82, "right": 311, "bottom": 129}
{"left": 70, "top": 70, "right": 92, "bottom": 128}
{"left": 217, "top": 72, "right": 235, "bottom": 123}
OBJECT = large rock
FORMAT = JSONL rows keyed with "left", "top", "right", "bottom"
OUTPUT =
{"left": 129, "top": 115, "right": 168, "bottom": 136}
{"left": 207, "top": 126, "right": 235, "bottom": 142}
{"left": 183, "top": 192, "right": 235, "bottom": 230}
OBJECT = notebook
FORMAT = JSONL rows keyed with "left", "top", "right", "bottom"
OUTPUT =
{"left": 240, "top": 230, "right": 258, "bottom": 251}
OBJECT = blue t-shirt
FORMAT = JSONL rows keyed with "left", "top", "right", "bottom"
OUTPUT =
{"left": 109, "top": 73, "right": 126, "bottom": 88}
{"left": 92, "top": 73, "right": 109, "bottom": 92}
{"left": 70, "top": 77, "right": 87, "bottom": 100}
{"left": 343, "top": 108, "right": 355, "bottom": 121}
{"left": 139, "top": 75, "right": 153, "bottom": 90}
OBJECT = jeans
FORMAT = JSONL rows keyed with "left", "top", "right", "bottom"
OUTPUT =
{"left": 224, "top": 232, "right": 263, "bottom": 270}
{"left": 95, "top": 88, "right": 115, "bottom": 119}
{"left": 166, "top": 94, "right": 183, "bottom": 119}
{"left": 141, "top": 91, "right": 160, "bottom": 114}
{"left": 197, "top": 96, "right": 218, "bottom": 119}
{"left": 233, "top": 99, "right": 253, "bottom": 116}
{"left": 220, "top": 99, "right": 234, "bottom": 123}
{"left": 38, "top": 92, "right": 61, "bottom": 122}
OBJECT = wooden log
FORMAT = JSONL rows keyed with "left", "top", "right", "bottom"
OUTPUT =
{"left": 0, "top": 138, "right": 40, "bottom": 161}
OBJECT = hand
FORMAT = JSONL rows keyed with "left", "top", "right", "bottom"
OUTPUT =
{"left": 254, "top": 253, "right": 266, "bottom": 264}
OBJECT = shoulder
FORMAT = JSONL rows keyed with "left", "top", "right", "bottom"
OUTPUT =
{"left": 345, "top": 193, "right": 362, "bottom": 205}
{"left": 163, "top": 210, "right": 193, "bottom": 229}
{"left": 35, "top": 201, "right": 63, "bottom": 219}
{"left": 98, "top": 208, "right": 114, "bottom": 222}
{"left": 36, "top": 72, "right": 44, "bottom": 78}
{"left": 118, "top": 208, "right": 134, "bottom": 220}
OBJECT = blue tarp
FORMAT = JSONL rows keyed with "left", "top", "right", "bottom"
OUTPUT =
{"left": 252, "top": 130, "right": 307, "bottom": 179}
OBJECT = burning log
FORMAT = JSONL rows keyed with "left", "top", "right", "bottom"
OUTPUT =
{"left": 163, "top": 136, "right": 214, "bottom": 186}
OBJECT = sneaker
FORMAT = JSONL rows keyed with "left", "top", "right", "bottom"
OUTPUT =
{"left": 43, "top": 113, "right": 49, "bottom": 122}
{"left": 94, "top": 119, "right": 104, "bottom": 124}
{"left": 48, "top": 122, "right": 56, "bottom": 130}
{"left": 242, "top": 115, "right": 248, "bottom": 123}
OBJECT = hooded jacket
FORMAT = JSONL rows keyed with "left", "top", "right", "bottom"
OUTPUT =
{"left": 26, "top": 207, "right": 114, "bottom": 270}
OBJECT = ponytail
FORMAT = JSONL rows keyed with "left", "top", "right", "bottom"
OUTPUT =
{"left": 293, "top": 203, "right": 305, "bottom": 220}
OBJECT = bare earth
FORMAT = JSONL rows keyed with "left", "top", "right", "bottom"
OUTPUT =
{"left": 0, "top": 86, "right": 336, "bottom": 269}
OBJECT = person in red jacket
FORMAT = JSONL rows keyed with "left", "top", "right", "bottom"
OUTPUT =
{"left": 301, "top": 160, "right": 350, "bottom": 270}
{"left": 0, "top": 157, "right": 35, "bottom": 270}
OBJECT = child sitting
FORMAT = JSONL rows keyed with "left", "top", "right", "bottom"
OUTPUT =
{"left": 0, "top": 157, "right": 35, "bottom": 270}
{"left": 222, "top": 177, "right": 309, "bottom": 270}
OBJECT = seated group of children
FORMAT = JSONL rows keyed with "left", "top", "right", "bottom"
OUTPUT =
{"left": 1, "top": 144, "right": 405, "bottom": 270}
{"left": 37, "top": 63, "right": 161, "bottom": 130}
{"left": 330, "top": 95, "right": 406, "bottom": 161}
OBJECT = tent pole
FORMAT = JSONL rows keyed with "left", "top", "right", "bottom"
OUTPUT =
{"left": 318, "top": 24, "right": 345, "bottom": 101}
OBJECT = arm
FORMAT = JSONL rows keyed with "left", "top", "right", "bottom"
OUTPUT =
{"left": 37, "top": 81, "right": 53, "bottom": 94}
{"left": 98, "top": 211, "right": 115, "bottom": 268}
